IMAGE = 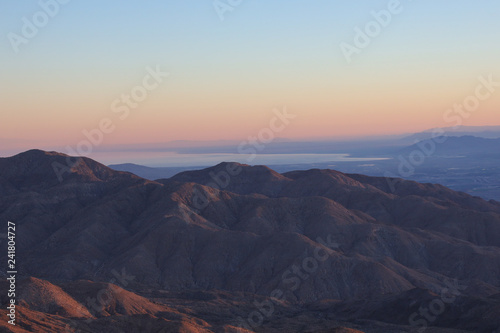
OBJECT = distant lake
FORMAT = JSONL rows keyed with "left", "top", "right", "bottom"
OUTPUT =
{"left": 88, "top": 151, "right": 390, "bottom": 167}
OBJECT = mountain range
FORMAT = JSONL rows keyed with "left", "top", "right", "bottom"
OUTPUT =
{"left": 109, "top": 135, "right": 500, "bottom": 203}
{"left": 0, "top": 150, "right": 499, "bottom": 332}
{"left": 404, "top": 126, "right": 500, "bottom": 142}
{"left": 400, "top": 136, "right": 500, "bottom": 158}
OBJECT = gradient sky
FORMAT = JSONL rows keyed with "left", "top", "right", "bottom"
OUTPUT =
{"left": 1, "top": 0, "right": 499, "bottom": 154}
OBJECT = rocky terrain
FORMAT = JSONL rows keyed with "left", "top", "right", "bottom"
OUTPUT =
{"left": 0, "top": 150, "right": 499, "bottom": 332}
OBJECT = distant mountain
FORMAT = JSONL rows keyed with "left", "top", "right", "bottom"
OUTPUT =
{"left": 108, "top": 163, "right": 199, "bottom": 180}
{"left": 1, "top": 150, "right": 499, "bottom": 332}
{"left": 0, "top": 149, "right": 143, "bottom": 191}
{"left": 400, "top": 136, "right": 500, "bottom": 158}
{"left": 404, "top": 126, "right": 500, "bottom": 142}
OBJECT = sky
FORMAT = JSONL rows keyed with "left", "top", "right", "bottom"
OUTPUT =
{"left": 1, "top": 0, "right": 499, "bottom": 155}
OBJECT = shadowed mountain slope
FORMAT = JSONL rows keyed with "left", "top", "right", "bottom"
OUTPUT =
{"left": 0, "top": 150, "right": 499, "bottom": 332}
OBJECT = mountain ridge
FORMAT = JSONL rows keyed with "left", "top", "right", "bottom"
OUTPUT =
{"left": 0, "top": 150, "right": 499, "bottom": 332}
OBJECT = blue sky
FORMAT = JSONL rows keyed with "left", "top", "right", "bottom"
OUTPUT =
{"left": 1, "top": 0, "right": 499, "bottom": 154}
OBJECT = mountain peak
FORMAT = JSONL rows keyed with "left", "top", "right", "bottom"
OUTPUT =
{"left": 167, "top": 162, "right": 290, "bottom": 196}
{"left": 0, "top": 149, "right": 140, "bottom": 190}
{"left": 213, "top": 161, "right": 249, "bottom": 168}
{"left": 17, "top": 149, "right": 66, "bottom": 156}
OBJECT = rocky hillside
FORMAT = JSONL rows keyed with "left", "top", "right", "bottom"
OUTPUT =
{"left": 0, "top": 150, "right": 499, "bottom": 332}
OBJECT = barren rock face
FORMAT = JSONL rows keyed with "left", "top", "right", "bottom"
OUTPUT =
{"left": 0, "top": 150, "right": 499, "bottom": 332}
